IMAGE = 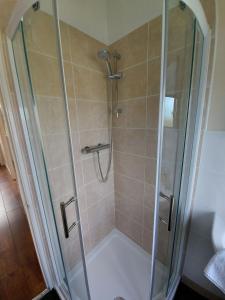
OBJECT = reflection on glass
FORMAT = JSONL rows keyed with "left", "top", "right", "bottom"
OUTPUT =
{"left": 164, "top": 97, "right": 175, "bottom": 127}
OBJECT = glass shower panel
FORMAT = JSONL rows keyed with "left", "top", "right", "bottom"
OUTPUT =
{"left": 168, "top": 22, "right": 204, "bottom": 288}
{"left": 55, "top": 0, "right": 164, "bottom": 299}
{"left": 152, "top": 1, "right": 197, "bottom": 298}
{"left": 12, "top": 1, "right": 89, "bottom": 299}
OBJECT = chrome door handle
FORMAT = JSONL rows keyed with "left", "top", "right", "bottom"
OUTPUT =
{"left": 60, "top": 197, "right": 77, "bottom": 239}
{"left": 168, "top": 195, "right": 174, "bottom": 232}
{"left": 159, "top": 192, "right": 174, "bottom": 232}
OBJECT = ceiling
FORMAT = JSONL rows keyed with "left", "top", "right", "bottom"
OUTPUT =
{"left": 0, "top": 0, "right": 18, "bottom": 32}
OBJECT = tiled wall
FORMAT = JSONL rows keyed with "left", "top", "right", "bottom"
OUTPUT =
{"left": 23, "top": 8, "right": 163, "bottom": 269}
{"left": 158, "top": 6, "right": 195, "bottom": 263}
{"left": 110, "top": 20, "right": 160, "bottom": 253}
{"left": 111, "top": 6, "right": 194, "bottom": 264}
{"left": 21, "top": 4, "right": 198, "bottom": 270}
{"left": 23, "top": 9, "right": 114, "bottom": 271}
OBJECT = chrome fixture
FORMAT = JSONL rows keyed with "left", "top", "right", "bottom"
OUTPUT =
{"left": 97, "top": 48, "right": 122, "bottom": 79}
{"left": 81, "top": 143, "right": 110, "bottom": 154}
{"left": 97, "top": 48, "right": 113, "bottom": 75}
{"left": 179, "top": 1, "right": 186, "bottom": 10}
{"left": 159, "top": 192, "right": 174, "bottom": 232}
{"left": 84, "top": 48, "right": 122, "bottom": 183}
{"left": 32, "top": 1, "right": 40, "bottom": 11}
{"left": 60, "top": 197, "right": 77, "bottom": 238}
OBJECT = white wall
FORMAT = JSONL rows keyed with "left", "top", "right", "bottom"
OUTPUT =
{"left": 41, "top": 0, "right": 109, "bottom": 44}
{"left": 41, "top": 0, "right": 163, "bottom": 45}
{"left": 107, "top": 0, "right": 162, "bottom": 44}
{"left": 184, "top": 132, "right": 225, "bottom": 297}
{"left": 207, "top": 0, "right": 225, "bottom": 131}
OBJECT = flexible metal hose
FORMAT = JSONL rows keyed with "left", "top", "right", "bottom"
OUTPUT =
{"left": 96, "top": 79, "right": 114, "bottom": 182}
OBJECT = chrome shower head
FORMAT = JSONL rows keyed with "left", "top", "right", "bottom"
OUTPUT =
{"left": 97, "top": 48, "right": 111, "bottom": 61}
{"left": 97, "top": 48, "right": 113, "bottom": 76}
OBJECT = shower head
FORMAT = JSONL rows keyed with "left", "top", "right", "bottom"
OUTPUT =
{"left": 97, "top": 48, "right": 113, "bottom": 76}
{"left": 97, "top": 48, "right": 111, "bottom": 61}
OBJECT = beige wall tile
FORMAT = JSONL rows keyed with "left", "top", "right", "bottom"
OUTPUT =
{"left": 144, "top": 183, "right": 155, "bottom": 209}
{"left": 27, "top": 17, "right": 166, "bottom": 258}
{"left": 126, "top": 98, "right": 147, "bottom": 128}
{"left": 146, "top": 129, "right": 157, "bottom": 159}
{"left": 115, "top": 192, "right": 143, "bottom": 225}
{"left": 43, "top": 134, "right": 70, "bottom": 170}
{"left": 110, "top": 24, "right": 148, "bottom": 70}
{"left": 74, "top": 161, "right": 84, "bottom": 190}
{"left": 77, "top": 100, "right": 108, "bottom": 130}
{"left": 114, "top": 173, "right": 144, "bottom": 202}
{"left": 87, "top": 195, "right": 114, "bottom": 229}
{"left": 148, "top": 58, "right": 161, "bottom": 96}
{"left": 116, "top": 211, "right": 142, "bottom": 245}
{"left": 36, "top": 96, "right": 67, "bottom": 135}
{"left": 149, "top": 16, "right": 162, "bottom": 60}
{"left": 166, "top": 49, "right": 185, "bottom": 94}
{"left": 118, "top": 63, "right": 147, "bottom": 100}
{"left": 48, "top": 165, "right": 74, "bottom": 201}
{"left": 64, "top": 63, "right": 75, "bottom": 98}
{"left": 147, "top": 95, "right": 159, "bottom": 129}
{"left": 77, "top": 187, "right": 87, "bottom": 213}
{"left": 28, "top": 51, "right": 62, "bottom": 97}
{"left": 69, "top": 25, "right": 106, "bottom": 72}
{"left": 63, "top": 227, "right": 84, "bottom": 270}
{"left": 24, "top": 11, "right": 57, "bottom": 57}
{"left": 88, "top": 195, "right": 115, "bottom": 248}
{"left": 113, "top": 98, "right": 147, "bottom": 129}
{"left": 60, "top": 21, "right": 71, "bottom": 61}
{"left": 113, "top": 151, "right": 145, "bottom": 181}
{"left": 113, "top": 128, "right": 147, "bottom": 156}
{"left": 142, "top": 228, "right": 153, "bottom": 253}
{"left": 71, "top": 130, "right": 81, "bottom": 161}
{"left": 68, "top": 98, "right": 78, "bottom": 132}
{"left": 143, "top": 205, "right": 154, "bottom": 231}
{"left": 85, "top": 175, "right": 114, "bottom": 208}
{"left": 145, "top": 158, "right": 156, "bottom": 185}
{"left": 73, "top": 66, "right": 107, "bottom": 101}
{"left": 36, "top": 96, "right": 52, "bottom": 134}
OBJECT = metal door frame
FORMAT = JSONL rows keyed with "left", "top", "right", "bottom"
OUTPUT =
{"left": 149, "top": 1, "right": 211, "bottom": 299}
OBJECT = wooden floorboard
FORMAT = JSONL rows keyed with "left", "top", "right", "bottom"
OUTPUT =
{"left": 0, "top": 166, "right": 46, "bottom": 299}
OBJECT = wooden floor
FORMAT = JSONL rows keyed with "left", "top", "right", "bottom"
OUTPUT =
{"left": 0, "top": 166, "right": 46, "bottom": 300}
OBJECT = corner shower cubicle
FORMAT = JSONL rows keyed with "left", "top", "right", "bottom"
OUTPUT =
{"left": 8, "top": 0, "right": 207, "bottom": 299}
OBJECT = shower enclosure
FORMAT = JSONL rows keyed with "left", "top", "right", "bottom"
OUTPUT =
{"left": 9, "top": 0, "right": 206, "bottom": 299}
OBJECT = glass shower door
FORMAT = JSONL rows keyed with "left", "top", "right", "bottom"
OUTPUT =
{"left": 152, "top": 1, "right": 203, "bottom": 299}
{"left": 11, "top": 1, "right": 90, "bottom": 299}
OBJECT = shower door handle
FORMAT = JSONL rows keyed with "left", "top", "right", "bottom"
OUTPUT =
{"left": 168, "top": 195, "right": 174, "bottom": 232}
{"left": 159, "top": 192, "right": 174, "bottom": 232}
{"left": 60, "top": 197, "right": 77, "bottom": 239}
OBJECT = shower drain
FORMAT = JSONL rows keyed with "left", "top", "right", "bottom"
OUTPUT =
{"left": 114, "top": 298, "right": 125, "bottom": 300}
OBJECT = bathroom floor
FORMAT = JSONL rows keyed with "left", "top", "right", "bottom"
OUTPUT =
{"left": 0, "top": 166, "right": 45, "bottom": 299}
{"left": 70, "top": 229, "right": 166, "bottom": 300}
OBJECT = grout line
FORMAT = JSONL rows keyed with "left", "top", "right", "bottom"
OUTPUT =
{"left": 76, "top": 98, "right": 108, "bottom": 104}
{"left": 113, "top": 149, "right": 156, "bottom": 160}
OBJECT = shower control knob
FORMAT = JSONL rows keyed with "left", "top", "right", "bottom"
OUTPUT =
{"left": 81, "top": 146, "right": 90, "bottom": 154}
